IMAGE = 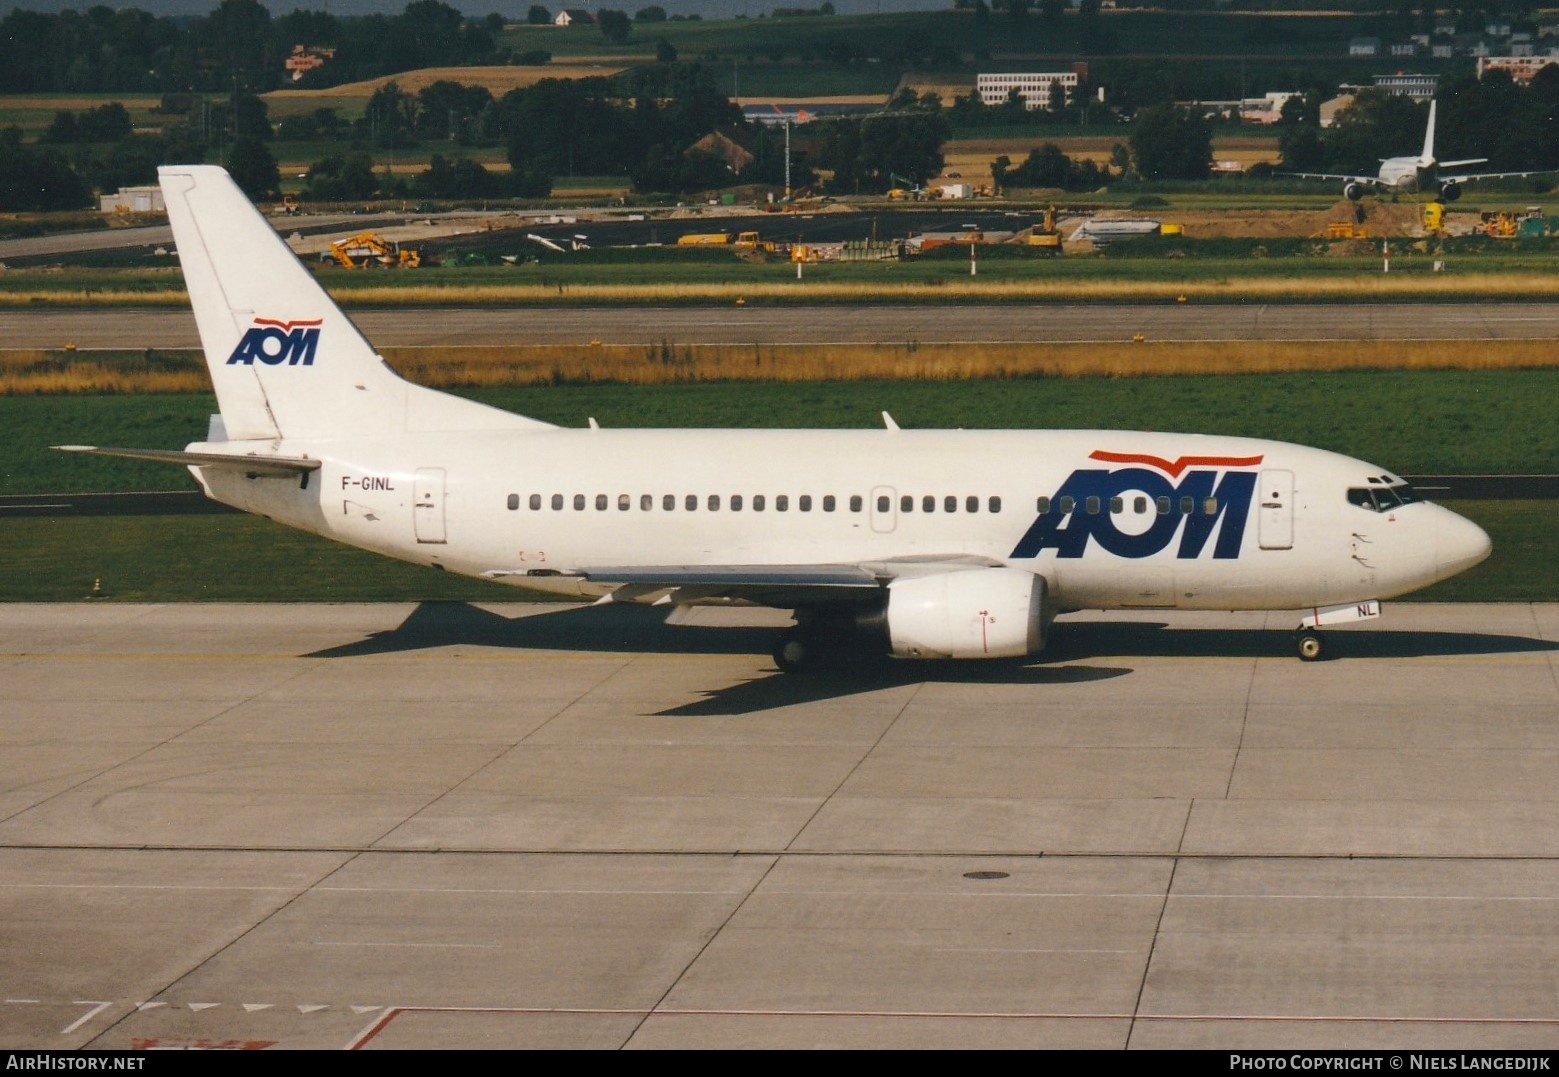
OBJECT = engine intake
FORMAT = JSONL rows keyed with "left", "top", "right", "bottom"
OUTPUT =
{"left": 1343, "top": 182, "right": 1365, "bottom": 202}
{"left": 883, "top": 569, "right": 1049, "bottom": 659}
{"left": 1439, "top": 182, "right": 1461, "bottom": 203}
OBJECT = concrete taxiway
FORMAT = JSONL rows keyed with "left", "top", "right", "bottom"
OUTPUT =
{"left": 2, "top": 601, "right": 1558, "bottom": 1050}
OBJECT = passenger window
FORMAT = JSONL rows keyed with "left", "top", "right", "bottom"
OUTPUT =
{"left": 596, "top": 494, "right": 608, "bottom": 511}
{"left": 618, "top": 494, "right": 630, "bottom": 511}
{"left": 1203, "top": 497, "right": 1218, "bottom": 515}
{"left": 1180, "top": 496, "right": 1194, "bottom": 514}
{"left": 1036, "top": 496, "right": 1050, "bottom": 514}
{"left": 732, "top": 494, "right": 743, "bottom": 511}
{"left": 1059, "top": 496, "right": 1075, "bottom": 514}
{"left": 850, "top": 495, "right": 863, "bottom": 512}
{"left": 799, "top": 495, "right": 812, "bottom": 512}
{"left": 901, "top": 495, "right": 913, "bottom": 513}
{"left": 824, "top": 495, "right": 836, "bottom": 512}
{"left": 1156, "top": 496, "right": 1170, "bottom": 515}
{"left": 507, "top": 494, "right": 519, "bottom": 510}
{"left": 530, "top": 494, "right": 542, "bottom": 511}
{"left": 1134, "top": 496, "right": 1147, "bottom": 514}
{"left": 573, "top": 494, "right": 585, "bottom": 511}
{"left": 944, "top": 496, "right": 956, "bottom": 513}
{"left": 877, "top": 495, "right": 890, "bottom": 513}
{"left": 1086, "top": 496, "right": 1100, "bottom": 515}
{"left": 776, "top": 495, "right": 789, "bottom": 511}
{"left": 663, "top": 494, "right": 675, "bottom": 511}
{"left": 641, "top": 494, "right": 652, "bottom": 511}
{"left": 552, "top": 494, "right": 564, "bottom": 511}
{"left": 989, "top": 496, "right": 1001, "bottom": 513}
{"left": 922, "top": 495, "right": 935, "bottom": 513}
{"left": 754, "top": 494, "right": 766, "bottom": 511}
{"left": 1110, "top": 497, "right": 1123, "bottom": 514}
{"left": 685, "top": 494, "right": 697, "bottom": 511}
{"left": 967, "top": 495, "right": 979, "bottom": 513}
{"left": 708, "top": 494, "right": 720, "bottom": 511}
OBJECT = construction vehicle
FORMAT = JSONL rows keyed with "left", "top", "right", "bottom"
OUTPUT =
{"left": 1028, "top": 204, "right": 1063, "bottom": 253}
{"left": 887, "top": 172, "right": 925, "bottom": 201}
{"left": 330, "top": 232, "right": 422, "bottom": 268}
{"left": 733, "top": 231, "right": 784, "bottom": 253}
{"left": 1424, "top": 201, "right": 1445, "bottom": 235}
{"left": 277, "top": 195, "right": 300, "bottom": 216}
{"left": 1480, "top": 207, "right": 1547, "bottom": 239}
{"left": 676, "top": 232, "right": 732, "bottom": 246}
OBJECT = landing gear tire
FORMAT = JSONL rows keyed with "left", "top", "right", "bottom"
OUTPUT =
{"left": 1296, "top": 630, "right": 1325, "bottom": 662}
{"left": 774, "top": 628, "right": 813, "bottom": 673}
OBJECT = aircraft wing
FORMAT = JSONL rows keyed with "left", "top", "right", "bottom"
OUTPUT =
{"left": 55, "top": 445, "right": 321, "bottom": 476}
{"left": 1278, "top": 171, "right": 1381, "bottom": 185}
{"left": 485, "top": 555, "right": 1007, "bottom": 608}
{"left": 1440, "top": 167, "right": 1551, "bottom": 182}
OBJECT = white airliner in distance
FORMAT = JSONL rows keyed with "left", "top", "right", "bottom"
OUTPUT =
{"left": 1285, "top": 99, "right": 1544, "bottom": 202}
{"left": 60, "top": 166, "right": 1492, "bottom": 670}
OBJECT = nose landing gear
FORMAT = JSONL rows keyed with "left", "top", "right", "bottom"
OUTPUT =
{"left": 1296, "top": 629, "right": 1325, "bottom": 662}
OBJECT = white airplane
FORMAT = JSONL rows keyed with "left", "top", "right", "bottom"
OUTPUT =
{"left": 1286, "top": 99, "right": 1543, "bottom": 202}
{"left": 60, "top": 165, "right": 1492, "bottom": 669}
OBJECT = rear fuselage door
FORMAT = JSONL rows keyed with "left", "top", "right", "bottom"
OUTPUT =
{"left": 1258, "top": 468, "right": 1294, "bottom": 550}
{"left": 414, "top": 467, "right": 447, "bottom": 544}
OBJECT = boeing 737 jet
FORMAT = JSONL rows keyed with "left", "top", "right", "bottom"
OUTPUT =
{"left": 1286, "top": 99, "right": 1544, "bottom": 201}
{"left": 61, "top": 166, "right": 1492, "bottom": 670}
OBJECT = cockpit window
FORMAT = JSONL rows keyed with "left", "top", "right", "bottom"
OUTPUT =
{"left": 1348, "top": 482, "right": 1421, "bottom": 512}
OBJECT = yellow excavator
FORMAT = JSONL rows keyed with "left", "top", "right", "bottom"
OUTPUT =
{"left": 330, "top": 232, "right": 422, "bottom": 268}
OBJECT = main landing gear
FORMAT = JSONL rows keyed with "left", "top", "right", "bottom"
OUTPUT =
{"left": 1295, "top": 629, "right": 1325, "bottom": 662}
{"left": 772, "top": 609, "right": 880, "bottom": 673}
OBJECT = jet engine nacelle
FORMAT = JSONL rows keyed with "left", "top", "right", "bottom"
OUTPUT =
{"left": 883, "top": 568, "right": 1048, "bottom": 659}
{"left": 1439, "top": 181, "right": 1461, "bottom": 203}
{"left": 1343, "top": 182, "right": 1365, "bottom": 202}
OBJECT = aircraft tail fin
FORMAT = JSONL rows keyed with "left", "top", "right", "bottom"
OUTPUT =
{"left": 1420, "top": 99, "right": 1437, "bottom": 164}
{"left": 158, "top": 165, "right": 548, "bottom": 442}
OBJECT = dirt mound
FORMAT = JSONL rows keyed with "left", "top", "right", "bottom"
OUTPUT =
{"left": 1158, "top": 199, "right": 1427, "bottom": 240}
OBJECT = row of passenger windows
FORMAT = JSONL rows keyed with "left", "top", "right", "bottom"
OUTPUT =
{"left": 505, "top": 493, "right": 1005, "bottom": 514}
{"left": 1038, "top": 495, "right": 1224, "bottom": 516}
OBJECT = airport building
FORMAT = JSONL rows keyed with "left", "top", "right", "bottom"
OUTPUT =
{"left": 977, "top": 68, "right": 1083, "bottom": 110}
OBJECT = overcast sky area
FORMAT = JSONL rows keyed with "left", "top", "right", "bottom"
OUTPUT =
{"left": 3, "top": 0, "right": 949, "bottom": 17}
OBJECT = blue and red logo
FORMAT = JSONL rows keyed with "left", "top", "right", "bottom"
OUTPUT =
{"left": 1010, "top": 450, "right": 1263, "bottom": 560}
{"left": 226, "top": 317, "right": 322, "bottom": 366}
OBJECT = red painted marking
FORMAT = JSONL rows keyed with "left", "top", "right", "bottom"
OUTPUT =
{"left": 251, "top": 318, "right": 323, "bottom": 330}
{"left": 1088, "top": 450, "right": 1264, "bottom": 477}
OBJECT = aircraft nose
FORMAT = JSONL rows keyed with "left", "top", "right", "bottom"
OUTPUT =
{"left": 1437, "top": 508, "right": 1492, "bottom": 580}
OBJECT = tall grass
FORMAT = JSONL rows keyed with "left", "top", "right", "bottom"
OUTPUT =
{"left": 4, "top": 339, "right": 1553, "bottom": 397}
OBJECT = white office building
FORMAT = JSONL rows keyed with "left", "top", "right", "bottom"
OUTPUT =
{"left": 977, "top": 71, "right": 1081, "bottom": 111}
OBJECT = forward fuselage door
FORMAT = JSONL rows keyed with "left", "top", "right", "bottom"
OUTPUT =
{"left": 1258, "top": 468, "right": 1294, "bottom": 550}
{"left": 870, "top": 485, "right": 897, "bottom": 533}
{"left": 413, "top": 467, "right": 448, "bottom": 544}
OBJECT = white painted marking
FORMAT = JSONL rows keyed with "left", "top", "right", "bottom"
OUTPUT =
{"left": 6, "top": 999, "right": 41, "bottom": 1004}
{"left": 313, "top": 941, "right": 499, "bottom": 949}
{"left": 299, "top": 1004, "right": 328, "bottom": 1014}
{"left": 137, "top": 1001, "right": 165, "bottom": 1011}
{"left": 242, "top": 1004, "right": 273, "bottom": 1012}
{"left": 351, "top": 1006, "right": 383, "bottom": 1015}
{"left": 61, "top": 1000, "right": 112, "bottom": 1035}
{"left": 189, "top": 1002, "right": 220, "bottom": 1011}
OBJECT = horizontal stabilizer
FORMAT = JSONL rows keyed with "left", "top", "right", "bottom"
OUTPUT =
{"left": 55, "top": 445, "right": 321, "bottom": 476}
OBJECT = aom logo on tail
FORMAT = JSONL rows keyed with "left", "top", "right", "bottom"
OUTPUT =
{"left": 226, "top": 317, "right": 323, "bottom": 366}
{"left": 1011, "top": 450, "right": 1263, "bottom": 560}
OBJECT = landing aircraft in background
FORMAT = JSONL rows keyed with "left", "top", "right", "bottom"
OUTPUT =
{"left": 1285, "top": 99, "right": 1546, "bottom": 202}
{"left": 60, "top": 166, "right": 1491, "bottom": 670}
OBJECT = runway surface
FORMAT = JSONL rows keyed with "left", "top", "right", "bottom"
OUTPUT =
{"left": 6, "top": 302, "right": 1559, "bottom": 349}
{"left": 3, "top": 601, "right": 1558, "bottom": 1050}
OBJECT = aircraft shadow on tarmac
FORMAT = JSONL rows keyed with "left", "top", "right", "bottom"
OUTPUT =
{"left": 301, "top": 602, "right": 1555, "bottom": 716}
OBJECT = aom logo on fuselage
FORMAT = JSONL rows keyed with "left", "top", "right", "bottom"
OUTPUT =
{"left": 1011, "top": 451, "right": 1263, "bottom": 560}
{"left": 226, "top": 317, "right": 322, "bottom": 366}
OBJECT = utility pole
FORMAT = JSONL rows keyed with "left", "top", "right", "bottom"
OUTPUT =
{"left": 784, "top": 119, "right": 791, "bottom": 200}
